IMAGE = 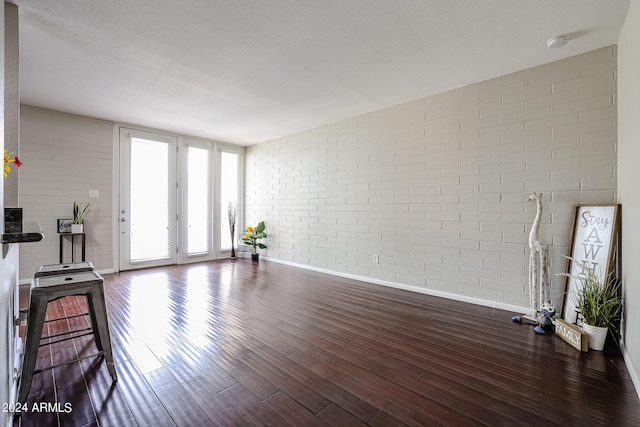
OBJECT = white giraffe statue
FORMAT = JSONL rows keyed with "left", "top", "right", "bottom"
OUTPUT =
{"left": 527, "top": 192, "right": 551, "bottom": 317}
{"left": 513, "top": 193, "right": 555, "bottom": 334}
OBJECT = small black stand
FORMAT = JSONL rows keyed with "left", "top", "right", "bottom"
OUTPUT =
{"left": 59, "top": 233, "right": 86, "bottom": 263}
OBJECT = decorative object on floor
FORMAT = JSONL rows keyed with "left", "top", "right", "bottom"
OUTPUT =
{"left": 512, "top": 302, "right": 556, "bottom": 335}
{"left": 533, "top": 303, "right": 556, "bottom": 335}
{"left": 72, "top": 200, "right": 91, "bottom": 233}
{"left": 227, "top": 202, "right": 237, "bottom": 259}
{"left": 561, "top": 203, "right": 620, "bottom": 324}
{"left": 243, "top": 221, "right": 267, "bottom": 262}
{"left": 582, "top": 324, "right": 608, "bottom": 351}
{"left": 3, "top": 148, "right": 21, "bottom": 177}
{"left": 513, "top": 193, "right": 554, "bottom": 331}
{"left": 566, "top": 262, "right": 622, "bottom": 351}
{"left": 555, "top": 318, "right": 589, "bottom": 351}
{"left": 527, "top": 193, "right": 551, "bottom": 316}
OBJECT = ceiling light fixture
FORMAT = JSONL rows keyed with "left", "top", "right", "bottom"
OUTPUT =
{"left": 547, "top": 34, "right": 568, "bottom": 49}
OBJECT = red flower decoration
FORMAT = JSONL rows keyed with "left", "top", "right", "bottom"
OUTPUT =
{"left": 13, "top": 156, "right": 21, "bottom": 167}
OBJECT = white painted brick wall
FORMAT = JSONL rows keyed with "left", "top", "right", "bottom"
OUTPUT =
{"left": 245, "top": 46, "right": 618, "bottom": 310}
{"left": 18, "top": 106, "right": 114, "bottom": 279}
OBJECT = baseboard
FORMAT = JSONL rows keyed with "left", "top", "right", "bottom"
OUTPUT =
{"left": 263, "top": 256, "right": 529, "bottom": 315}
{"left": 620, "top": 340, "right": 640, "bottom": 400}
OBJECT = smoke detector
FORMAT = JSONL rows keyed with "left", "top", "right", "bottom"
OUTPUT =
{"left": 547, "top": 35, "right": 568, "bottom": 49}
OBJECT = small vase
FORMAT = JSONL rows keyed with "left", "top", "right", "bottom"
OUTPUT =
{"left": 582, "top": 323, "right": 608, "bottom": 351}
{"left": 251, "top": 253, "right": 259, "bottom": 262}
{"left": 71, "top": 223, "right": 84, "bottom": 234}
{"left": 229, "top": 227, "right": 236, "bottom": 259}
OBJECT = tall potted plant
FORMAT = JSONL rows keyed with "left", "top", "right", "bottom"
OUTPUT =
{"left": 572, "top": 267, "right": 623, "bottom": 351}
{"left": 242, "top": 221, "right": 267, "bottom": 262}
{"left": 72, "top": 200, "right": 91, "bottom": 233}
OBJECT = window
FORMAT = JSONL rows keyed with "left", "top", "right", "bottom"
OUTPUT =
{"left": 220, "top": 151, "right": 239, "bottom": 251}
{"left": 120, "top": 129, "right": 243, "bottom": 267}
{"left": 187, "top": 147, "right": 210, "bottom": 255}
{"left": 129, "top": 137, "right": 171, "bottom": 262}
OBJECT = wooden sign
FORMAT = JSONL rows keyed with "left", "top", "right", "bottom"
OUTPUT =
{"left": 555, "top": 318, "right": 588, "bottom": 352}
{"left": 562, "top": 204, "right": 620, "bottom": 324}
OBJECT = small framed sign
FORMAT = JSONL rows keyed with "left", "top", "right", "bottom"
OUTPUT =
{"left": 555, "top": 318, "right": 589, "bottom": 352}
{"left": 57, "top": 219, "right": 73, "bottom": 233}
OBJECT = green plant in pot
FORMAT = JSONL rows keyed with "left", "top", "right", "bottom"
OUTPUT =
{"left": 72, "top": 200, "right": 91, "bottom": 233}
{"left": 572, "top": 266, "right": 622, "bottom": 351}
{"left": 242, "top": 221, "right": 267, "bottom": 262}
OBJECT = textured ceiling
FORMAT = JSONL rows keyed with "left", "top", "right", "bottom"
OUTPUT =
{"left": 14, "top": 0, "right": 630, "bottom": 146}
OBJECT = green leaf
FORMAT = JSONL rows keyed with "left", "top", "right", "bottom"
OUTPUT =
{"left": 571, "top": 264, "right": 622, "bottom": 327}
{"left": 258, "top": 243, "right": 267, "bottom": 249}
{"left": 256, "top": 221, "right": 265, "bottom": 234}
{"left": 73, "top": 200, "right": 91, "bottom": 224}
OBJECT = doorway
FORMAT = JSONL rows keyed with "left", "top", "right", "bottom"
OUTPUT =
{"left": 119, "top": 129, "right": 178, "bottom": 270}
{"left": 118, "top": 128, "right": 243, "bottom": 271}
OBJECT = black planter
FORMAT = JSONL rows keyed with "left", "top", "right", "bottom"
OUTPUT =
{"left": 251, "top": 254, "right": 259, "bottom": 262}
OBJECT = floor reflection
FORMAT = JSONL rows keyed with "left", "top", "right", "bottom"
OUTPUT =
{"left": 129, "top": 272, "right": 172, "bottom": 358}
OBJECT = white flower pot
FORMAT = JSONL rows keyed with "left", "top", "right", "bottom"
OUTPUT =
{"left": 71, "top": 223, "right": 84, "bottom": 234}
{"left": 582, "top": 323, "right": 608, "bottom": 351}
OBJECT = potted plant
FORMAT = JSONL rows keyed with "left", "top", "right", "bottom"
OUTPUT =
{"left": 572, "top": 267, "right": 623, "bottom": 351}
{"left": 242, "top": 221, "right": 267, "bottom": 262}
{"left": 72, "top": 200, "right": 91, "bottom": 233}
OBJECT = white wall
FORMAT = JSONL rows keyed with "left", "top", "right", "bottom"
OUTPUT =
{"left": 0, "top": 245, "right": 18, "bottom": 427}
{"left": 245, "top": 46, "right": 618, "bottom": 312}
{"left": 1, "top": 3, "right": 21, "bottom": 425}
{"left": 2, "top": 0, "right": 17, "bottom": 206}
{"left": 18, "top": 107, "right": 246, "bottom": 278}
{"left": 618, "top": 0, "right": 640, "bottom": 395}
{"left": 18, "top": 106, "right": 114, "bottom": 278}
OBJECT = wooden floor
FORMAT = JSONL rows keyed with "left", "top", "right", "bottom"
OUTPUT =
{"left": 15, "top": 259, "right": 640, "bottom": 426}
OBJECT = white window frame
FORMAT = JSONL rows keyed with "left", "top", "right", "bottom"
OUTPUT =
{"left": 178, "top": 139, "right": 244, "bottom": 264}
{"left": 179, "top": 137, "right": 215, "bottom": 263}
{"left": 215, "top": 143, "right": 244, "bottom": 258}
{"left": 114, "top": 124, "right": 244, "bottom": 269}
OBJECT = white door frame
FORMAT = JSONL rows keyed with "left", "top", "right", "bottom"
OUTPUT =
{"left": 118, "top": 127, "right": 178, "bottom": 271}
{"left": 178, "top": 138, "right": 216, "bottom": 264}
{"left": 113, "top": 126, "right": 245, "bottom": 271}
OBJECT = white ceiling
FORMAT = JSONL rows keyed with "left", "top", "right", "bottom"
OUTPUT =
{"left": 14, "top": 0, "right": 630, "bottom": 146}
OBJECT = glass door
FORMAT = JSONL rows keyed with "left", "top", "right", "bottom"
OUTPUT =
{"left": 119, "top": 128, "right": 178, "bottom": 270}
{"left": 185, "top": 143, "right": 212, "bottom": 258}
{"left": 220, "top": 150, "right": 239, "bottom": 252}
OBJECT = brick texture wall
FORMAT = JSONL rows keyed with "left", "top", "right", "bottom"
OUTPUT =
{"left": 245, "top": 46, "right": 617, "bottom": 311}
{"left": 18, "top": 106, "right": 114, "bottom": 278}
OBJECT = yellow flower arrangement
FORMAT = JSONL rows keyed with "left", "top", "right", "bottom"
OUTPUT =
{"left": 242, "top": 221, "right": 267, "bottom": 255}
{"left": 4, "top": 149, "right": 22, "bottom": 178}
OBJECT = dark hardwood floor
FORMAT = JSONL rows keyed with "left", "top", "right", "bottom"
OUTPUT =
{"left": 15, "top": 259, "right": 640, "bottom": 426}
